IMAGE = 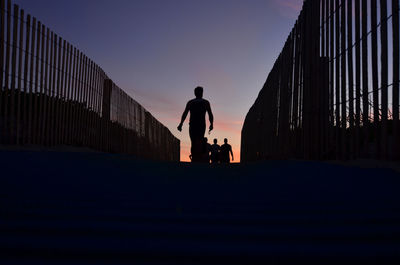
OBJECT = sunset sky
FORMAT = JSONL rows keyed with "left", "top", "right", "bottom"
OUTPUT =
{"left": 15, "top": 0, "right": 304, "bottom": 161}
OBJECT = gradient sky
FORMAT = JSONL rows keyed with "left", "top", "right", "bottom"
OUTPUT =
{"left": 15, "top": 0, "right": 303, "bottom": 161}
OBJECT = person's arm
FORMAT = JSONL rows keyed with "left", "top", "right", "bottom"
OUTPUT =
{"left": 177, "top": 102, "right": 190, "bottom": 131}
{"left": 230, "top": 146, "right": 234, "bottom": 161}
{"left": 206, "top": 101, "right": 214, "bottom": 133}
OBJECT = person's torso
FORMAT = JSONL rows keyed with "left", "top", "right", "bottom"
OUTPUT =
{"left": 220, "top": 144, "right": 231, "bottom": 155}
{"left": 189, "top": 98, "right": 208, "bottom": 125}
{"left": 211, "top": 144, "right": 220, "bottom": 154}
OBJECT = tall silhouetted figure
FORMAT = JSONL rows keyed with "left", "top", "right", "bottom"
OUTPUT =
{"left": 177, "top": 87, "right": 214, "bottom": 162}
{"left": 220, "top": 138, "right": 234, "bottom": 163}
{"left": 210, "top": 138, "right": 220, "bottom": 164}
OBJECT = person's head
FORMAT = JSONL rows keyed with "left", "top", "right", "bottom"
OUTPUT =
{"left": 194, "top": 86, "right": 203, "bottom": 98}
{"left": 224, "top": 138, "right": 228, "bottom": 144}
{"left": 213, "top": 138, "right": 217, "bottom": 144}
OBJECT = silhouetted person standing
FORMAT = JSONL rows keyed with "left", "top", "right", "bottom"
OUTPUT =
{"left": 210, "top": 138, "right": 220, "bottom": 164}
{"left": 202, "top": 137, "right": 212, "bottom": 163}
{"left": 220, "top": 138, "right": 234, "bottom": 163}
{"left": 178, "top": 87, "right": 214, "bottom": 162}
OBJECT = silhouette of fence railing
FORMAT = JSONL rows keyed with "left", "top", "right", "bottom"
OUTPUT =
{"left": 242, "top": 0, "right": 399, "bottom": 161}
{"left": 0, "top": 0, "right": 180, "bottom": 161}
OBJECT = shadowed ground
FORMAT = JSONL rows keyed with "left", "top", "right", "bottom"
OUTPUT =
{"left": 1, "top": 150, "right": 400, "bottom": 264}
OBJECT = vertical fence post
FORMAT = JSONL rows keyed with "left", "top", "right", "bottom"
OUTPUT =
{"left": 329, "top": 0, "right": 334, "bottom": 157}
{"left": 100, "top": 71, "right": 105, "bottom": 151}
{"left": 70, "top": 47, "right": 77, "bottom": 145}
{"left": 380, "top": 0, "right": 388, "bottom": 159}
{"left": 371, "top": 0, "right": 380, "bottom": 159}
{"left": 83, "top": 56, "right": 89, "bottom": 147}
{"left": 55, "top": 36, "right": 62, "bottom": 145}
{"left": 325, "top": 0, "right": 330, "bottom": 157}
{"left": 76, "top": 51, "right": 82, "bottom": 145}
{"left": 84, "top": 56, "right": 89, "bottom": 147}
{"left": 0, "top": 0, "right": 5, "bottom": 144}
{"left": 87, "top": 60, "right": 93, "bottom": 148}
{"left": 27, "top": 17, "right": 36, "bottom": 144}
{"left": 16, "top": 9, "right": 23, "bottom": 145}
{"left": 94, "top": 65, "right": 101, "bottom": 150}
{"left": 355, "top": 0, "right": 361, "bottom": 157}
{"left": 60, "top": 39, "right": 66, "bottom": 145}
{"left": 334, "top": 0, "right": 340, "bottom": 159}
{"left": 3, "top": 0, "right": 11, "bottom": 143}
{"left": 302, "top": 1, "right": 309, "bottom": 159}
{"left": 10, "top": 4, "right": 18, "bottom": 144}
{"left": 102, "top": 79, "right": 112, "bottom": 121}
{"left": 88, "top": 60, "right": 94, "bottom": 148}
{"left": 293, "top": 21, "right": 300, "bottom": 157}
{"left": 362, "top": 0, "right": 369, "bottom": 157}
{"left": 340, "top": 0, "right": 346, "bottom": 160}
{"left": 22, "top": 15, "right": 30, "bottom": 145}
{"left": 81, "top": 55, "right": 86, "bottom": 147}
{"left": 347, "top": 0, "right": 354, "bottom": 159}
{"left": 47, "top": 31, "right": 54, "bottom": 146}
{"left": 288, "top": 31, "right": 295, "bottom": 157}
{"left": 38, "top": 24, "right": 45, "bottom": 145}
{"left": 393, "top": 0, "right": 400, "bottom": 160}
{"left": 64, "top": 42, "right": 71, "bottom": 145}
{"left": 320, "top": 0, "right": 325, "bottom": 159}
{"left": 314, "top": 0, "right": 321, "bottom": 159}
{"left": 33, "top": 21, "right": 41, "bottom": 144}
{"left": 21, "top": 15, "right": 29, "bottom": 145}
{"left": 50, "top": 34, "right": 57, "bottom": 145}
{"left": 41, "top": 27, "right": 49, "bottom": 145}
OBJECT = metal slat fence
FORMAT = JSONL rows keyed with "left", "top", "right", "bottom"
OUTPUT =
{"left": 0, "top": 0, "right": 180, "bottom": 161}
{"left": 241, "top": 0, "right": 399, "bottom": 162}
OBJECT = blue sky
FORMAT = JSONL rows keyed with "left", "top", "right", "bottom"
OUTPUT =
{"left": 14, "top": 0, "right": 303, "bottom": 160}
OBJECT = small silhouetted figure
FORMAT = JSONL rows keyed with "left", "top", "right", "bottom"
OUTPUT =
{"left": 210, "top": 138, "right": 220, "bottom": 164}
{"left": 177, "top": 86, "right": 214, "bottom": 162}
{"left": 220, "top": 138, "right": 234, "bottom": 163}
{"left": 202, "top": 137, "right": 212, "bottom": 163}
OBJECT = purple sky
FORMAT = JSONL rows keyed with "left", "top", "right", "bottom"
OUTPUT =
{"left": 15, "top": 0, "right": 303, "bottom": 161}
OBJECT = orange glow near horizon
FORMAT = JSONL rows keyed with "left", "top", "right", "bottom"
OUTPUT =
{"left": 179, "top": 120, "right": 242, "bottom": 163}
{"left": 180, "top": 145, "right": 241, "bottom": 163}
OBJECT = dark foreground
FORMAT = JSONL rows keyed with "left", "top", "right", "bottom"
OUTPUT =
{"left": 1, "top": 150, "right": 400, "bottom": 264}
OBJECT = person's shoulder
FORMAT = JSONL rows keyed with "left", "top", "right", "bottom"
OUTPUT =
{"left": 203, "top": 99, "right": 211, "bottom": 105}
{"left": 186, "top": 98, "right": 197, "bottom": 107}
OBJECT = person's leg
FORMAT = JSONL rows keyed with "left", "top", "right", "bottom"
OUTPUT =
{"left": 189, "top": 126, "right": 199, "bottom": 162}
{"left": 192, "top": 139, "right": 203, "bottom": 162}
{"left": 189, "top": 125, "right": 205, "bottom": 162}
{"left": 198, "top": 125, "right": 206, "bottom": 162}
{"left": 189, "top": 126, "right": 195, "bottom": 157}
{"left": 222, "top": 154, "right": 229, "bottom": 163}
